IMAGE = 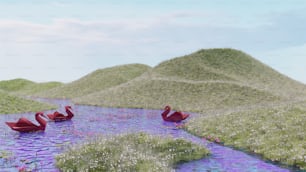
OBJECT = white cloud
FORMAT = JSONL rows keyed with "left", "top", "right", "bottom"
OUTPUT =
{"left": 0, "top": 18, "right": 177, "bottom": 82}
{"left": 0, "top": 7, "right": 305, "bottom": 83}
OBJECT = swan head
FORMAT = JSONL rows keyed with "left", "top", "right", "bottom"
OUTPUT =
{"left": 35, "top": 112, "right": 47, "bottom": 118}
{"left": 65, "top": 106, "right": 72, "bottom": 110}
{"left": 164, "top": 105, "right": 171, "bottom": 110}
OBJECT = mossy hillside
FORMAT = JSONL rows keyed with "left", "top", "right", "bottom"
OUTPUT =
{"left": 36, "top": 64, "right": 151, "bottom": 98}
{"left": 0, "top": 78, "right": 62, "bottom": 95}
{"left": 0, "top": 90, "right": 55, "bottom": 114}
{"left": 56, "top": 132, "right": 209, "bottom": 172}
{"left": 153, "top": 49, "right": 271, "bottom": 81}
{"left": 185, "top": 103, "right": 306, "bottom": 170}
{"left": 15, "top": 82, "right": 62, "bottom": 95}
{"left": 153, "top": 54, "right": 235, "bottom": 81}
{"left": 153, "top": 48, "right": 306, "bottom": 99}
{"left": 0, "top": 79, "right": 34, "bottom": 92}
{"left": 74, "top": 48, "right": 301, "bottom": 110}
{"left": 74, "top": 79, "right": 280, "bottom": 113}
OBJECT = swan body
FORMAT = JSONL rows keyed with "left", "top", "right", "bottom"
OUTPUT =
{"left": 47, "top": 106, "right": 74, "bottom": 122}
{"left": 161, "top": 105, "right": 190, "bottom": 122}
{"left": 5, "top": 112, "right": 47, "bottom": 132}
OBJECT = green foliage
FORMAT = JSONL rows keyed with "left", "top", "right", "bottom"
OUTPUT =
{"left": 0, "top": 90, "right": 55, "bottom": 114}
{"left": 185, "top": 104, "right": 306, "bottom": 170}
{"left": 36, "top": 64, "right": 151, "bottom": 98}
{"left": 56, "top": 133, "right": 209, "bottom": 172}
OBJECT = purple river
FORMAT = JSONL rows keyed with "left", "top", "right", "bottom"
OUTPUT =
{"left": 0, "top": 98, "right": 301, "bottom": 172}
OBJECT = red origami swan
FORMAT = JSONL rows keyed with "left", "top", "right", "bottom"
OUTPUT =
{"left": 161, "top": 105, "right": 190, "bottom": 122}
{"left": 5, "top": 112, "right": 47, "bottom": 132}
{"left": 47, "top": 106, "right": 74, "bottom": 122}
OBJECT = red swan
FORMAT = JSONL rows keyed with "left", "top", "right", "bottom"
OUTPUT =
{"left": 47, "top": 106, "right": 74, "bottom": 122}
{"left": 161, "top": 105, "right": 190, "bottom": 122}
{"left": 5, "top": 112, "right": 47, "bottom": 132}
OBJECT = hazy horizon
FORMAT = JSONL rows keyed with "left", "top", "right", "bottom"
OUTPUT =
{"left": 1, "top": 0, "right": 305, "bottom": 83}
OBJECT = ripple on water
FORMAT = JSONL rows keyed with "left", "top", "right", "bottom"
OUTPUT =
{"left": 0, "top": 98, "right": 299, "bottom": 171}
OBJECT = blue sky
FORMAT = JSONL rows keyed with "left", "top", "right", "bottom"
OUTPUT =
{"left": 0, "top": 0, "right": 306, "bottom": 83}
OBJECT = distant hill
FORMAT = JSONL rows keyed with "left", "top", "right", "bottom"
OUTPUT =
{"left": 0, "top": 78, "right": 62, "bottom": 95}
{"left": 17, "top": 81, "right": 62, "bottom": 95}
{"left": 35, "top": 64, "right": 151, "bottom": 98}
{"left": 73, "top": 48, "right": 306, "bottom": 112}
{"left": 0, "top": 79, "right": 34, "bottom": 92}
{"left": 0, "top": 90, "right": 54, "bottom": 114}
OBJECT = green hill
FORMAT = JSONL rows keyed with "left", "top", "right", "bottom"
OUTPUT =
{"left": 0, "top": 79, "right": 34, "bottom": 92}
{"left": 15, "top": 81, "right": 62, "bottom": 95}
{"left": 74, "top": 48, "right": 306, "bottom": 111}
{"left": 35, "top": 64, "right": 151, "bottom": 98}
{"left": 152, "top": 49, "right": 306, "bottom": 99}
{"left": 74, "top": 78, "right": 280, "bottom": 112}
{"left": 0, "top": 78, "right": 62, "bottom": 95}
{"left": 0, "top": 90, "right": 55, "bottom": 114}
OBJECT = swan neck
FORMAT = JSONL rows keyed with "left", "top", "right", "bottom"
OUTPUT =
{"left": 162, "top": 108, "right": 170, "bottom": 120}
{"left": 36, "top": 113, "right": 46, "bottom": 129}
{"left": 66, "top": 108, "right": 74, "bottom": 119}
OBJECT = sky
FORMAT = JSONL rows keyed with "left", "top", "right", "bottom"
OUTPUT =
{"left": 0, "top": 0, "right": 306, "bottom": 83}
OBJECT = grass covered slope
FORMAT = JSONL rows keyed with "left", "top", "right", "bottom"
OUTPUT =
{"left": 36, "top": 64, "right": 151, "bottom": 98}
{"left": 153, "top": 49, "right": 306, "bottom": 98}
{"left": 74, "top": 48, "right": 304, "bottom": 110}
{"left": 75, "top": 79, "right": 279, "bottom": 112}
{"left": 0, "top": 90, "right": 54, "bottom": 114}
{"left": 0, "top": 79, "right": 34, "bottom": 92}
{"left": 56, "top": 133, "right": 209, "bottom": 172}
{"left": 185, "top": 103, "right": 306, "bottom": 170}
{"left": 15, "top": 81, "right": 62, "bottom": 95}
{"left": 0, "top": 78, "right": 62, "bottom": 95}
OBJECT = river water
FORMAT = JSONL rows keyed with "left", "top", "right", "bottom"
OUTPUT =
{"left": 0, "top": 98, "right": 300, "bottom": 172}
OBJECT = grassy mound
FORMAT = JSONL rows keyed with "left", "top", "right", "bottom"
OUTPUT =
{"left": 0, "top": 78, "right": 62, "bottom": 95}
{"left": 75, "top": 48, "right": 305, "bottom": 111}
{"left": 0, "top": 79, "right": 34, "bottom": 92}
{"left": 15, "top": 82, "right": 62, "bottom": 95}
{"left": 36, "top": 64, "right": 151, "bottom": 98}
{"left": 185, "top": 103, "right": 306, "bottom": 170}
{"left": 75, "top": 79, "right": 280, "bottom": 113}
{"left": 0, "top": 90, "right": 55, "bottom": 114}
{"left": 56, "top": 133, "right": 209, "bottom": 172}
{"left": 153, "top": 49, "right": 306, "bottom": 99}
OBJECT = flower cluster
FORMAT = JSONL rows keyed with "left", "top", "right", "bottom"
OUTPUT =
{"left": 186, "top": 104, "right": 306, "bottom": 170}
{"left": 56, "top": 132, "right": 209, "bottom": 172}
